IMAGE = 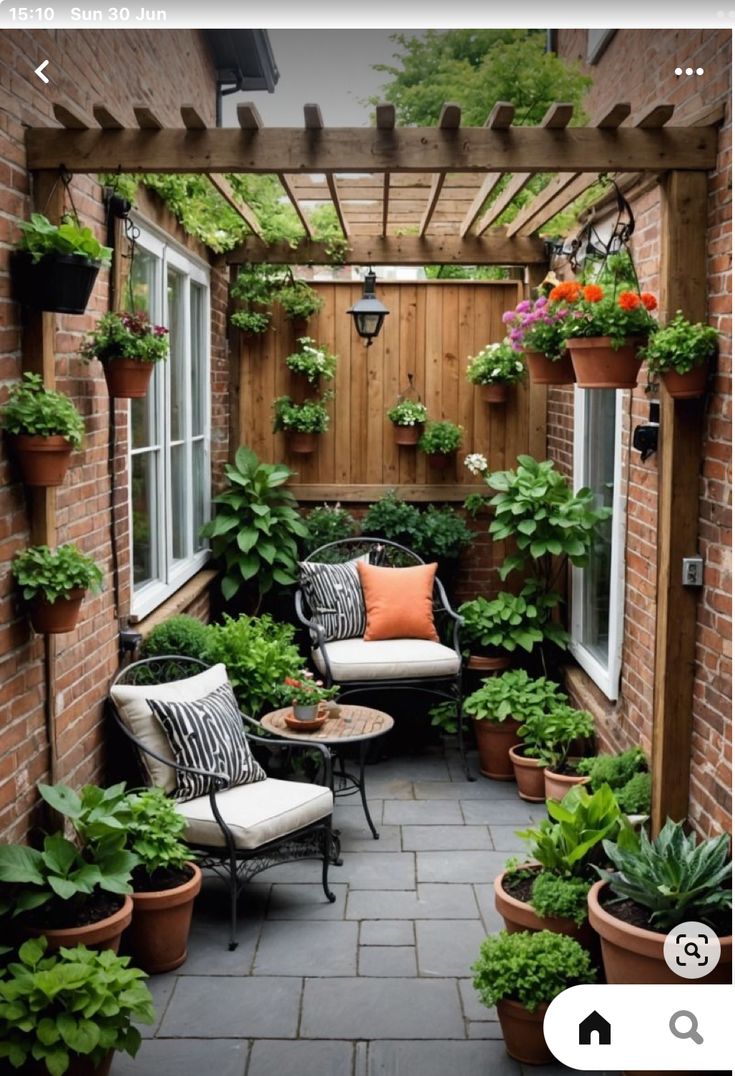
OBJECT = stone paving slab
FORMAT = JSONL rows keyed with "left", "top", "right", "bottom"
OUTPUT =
{"left": 266, "top": 882, "right": 348, "bottom": 920}
{"left": 338, "top": 850, "right": 416, "bottom": 889}
{"left": 359, "top": 945, "right": 417, "bottom": 976}
{"left": 383, "top": 799, "right": 463, "bottom": 825}
{"left": 111, "top": 1038, "right": 249, "bottom": 1076}
{"left": 360, "top": 919, "right": 415, "bottom": 946}
{"left": 159, "top": 976, "right": 302, "bottom": 1038}
{"left": 247, "top": 1039, "right": 354, "bottom": 1076}
{"left": 366, "top": 1038, "right": 521, "bottom": 1075}
{"left": 458, "top": 977, "right": 498, "bottom": 1022}
{"left": 415, "top": 919, "right": 488, "bottom": 976}
{"left": 369, "top": 756, "right": 451, "bottom": 781}
{"left": 401, "top": 824, "right": 492, "bottom": 850}
{"left": 340, "top": 824, "right": 402, "bottom": 853}
{"left": 254, "top": 920, "right": 358, "bottom": 976}
{"left": 489, "top": 824, "right": 530, "bottom": 852}
{"left": 460, "top": 799, "right": 545, "bottom": 825}
{"left": 139, "top": 973, "right": 177, "bottom": 1038}
{"left": 473, "top": 883, "right": 507, "bottom": 933}
{"left": 416, "top": 849, "right": 509, "bottom": 883}
{"left": 301, "top": 977, "right": 465, "bottom": 1039}
{"left": 346, "top": 882, "right": 479, "bottom": 920}
{"left": 181, "top": 913, "right": 260, "bottom": 975}
{"left": 412, "top": 779, "right": 520, "bottom": 800}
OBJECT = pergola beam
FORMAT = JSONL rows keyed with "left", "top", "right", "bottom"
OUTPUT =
{"left": 227, "top": 233, "right": 547, "bottom": 266}
{"left": 207, "top": 174, "right": 266, "bottom": 242}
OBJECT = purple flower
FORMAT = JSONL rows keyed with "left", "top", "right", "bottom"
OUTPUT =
{"left": 535, "top": 297, "right": 547, "bottom": 309}
{"left": 516, "top": 300, "right": 532, "bottom": 314}
{"left": 502, "top": 311, "right": 515, "bottom": 324}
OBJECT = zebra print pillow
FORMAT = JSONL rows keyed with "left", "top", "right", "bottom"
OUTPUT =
{"left": 148, "top": 682, "right": 266, "bottom": 802}
{"left": 299, "top": 556, "right": 368, "bottom": 641}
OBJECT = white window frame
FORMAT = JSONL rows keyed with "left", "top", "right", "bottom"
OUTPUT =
{"left": 129, "top": 218, "right": 211, "bottom": 619}
{"left": 569, "top": 387, "right": 627, "bottom": 700}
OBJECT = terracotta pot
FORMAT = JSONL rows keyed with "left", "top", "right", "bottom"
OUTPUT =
{"left": 128, "top": 863, "right": 202, "bottom": 974}
{"left": 393, "top": 423, "right": 422, "bottom": 445}
{"left": 24, "top": 894, "right": 133, "bottom": 954}
{"left": 425, "top": 450, "right": 456, "bottom": 471}
{"left": 11, "top": 433, "right": 74, "bottom": 487}
{"left": 28, "top": 1051, "right": 112, "bottom": 1076}
{"left": 565, "top": 336, "right": 644, "bottom": 389}
{"left": 103, "top": 358, "right": 155, "bottom": 399}
{"left": 472, "top": 717, "right": 522, "bottom": 780}
{"left": 466, "top": 653, "right": 511, "bottom": 673}
{"left": 508, "top": 745, "right": 546, "bottom": 802}
{"left": 289, "top": 316, "right": 309, "bottom": 335}
{"left": 287, "top": 431, "right": 318, "bottom": 454}
{"left": 28, "top": 587, "right": 86, "bottom": 634}
{"left": 496, "top": 998, "right": 552, "bottom": 1065}
{"left": 543, "top": 766, "right": 590, "bottom": 802}
{"left": 524, "top": 349, "right": 576, "bottom": 386}
{"left": 588, "top": 880, "right": 733, "bottom": 985}
{"left": 661, "top": 364, "right": 709, "bottom": 399}
{"left": 494, "top": 869, "right": 596, "bottom": 950}
{"left": 481, "top": 382, "right": 508, "bottom": 404}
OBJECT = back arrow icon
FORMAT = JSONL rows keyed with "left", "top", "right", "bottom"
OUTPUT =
{"left": 34, "top": 60, "right": 49, "bottom": 84}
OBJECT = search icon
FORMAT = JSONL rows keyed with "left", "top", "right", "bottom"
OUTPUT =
{"left": 669, "top": 1010, "right": 704, "bottom": 1045}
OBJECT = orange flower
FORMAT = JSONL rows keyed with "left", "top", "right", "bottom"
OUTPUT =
{"left": 549, "top": 281, "right": 582, "bottom": 303}
{"left": 618, "top": 291, "right": 641, "bottom": 311}
{"left": 641, "top": 292, "right": 658, "bottom": 311}
{"left": 582, "top": 284, "right": 604, "bottom": 303}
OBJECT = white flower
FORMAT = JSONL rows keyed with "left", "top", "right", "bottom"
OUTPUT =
{"left": 464, "top": 453, "right": 488, "bottom": 476}
{"left": 491, "top": 368, "right": 500, "bottom": 378}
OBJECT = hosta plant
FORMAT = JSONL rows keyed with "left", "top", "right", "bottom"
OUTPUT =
{"left": 466, "top": 340, "right": 526, "bottom": 385}
{"left": 272, "top": 395, "right": 331, "bottom": 434}
{"left": 16, "top": 212, "right": 112, "bottom": 265}
{"left": 463, "top": 669, "right": 565, "bottom": 725}
{"left": 11, "top": 544, "right": 103, "bottom": 605}
{"left": 418, "top": 420, "right": 463, "bottom": 456}
{"left": 532, "top": 702, "right": 595, "bottom": 771}
{"left": 517, "top": 783, "right": 626, "bottom": 877}
{"left": 285, "top": 337, "right": 337, "bottom": 384}
{"left": 458, "top": 584, "right": 567, "bottom": 656}
{"left": 124, "top": 788, "right": 191, "bottom": 881}
{"left": 386, "top": 399, "right": 428, "bottom": 427}
{"left": 472, "top": 929, "right": 596, "bottom": 1012}
{"left": 644, "top": 311, "right": 719, "bottom": 375}
{"left": 0, "top": 373, "right": 84, "bottom": 448}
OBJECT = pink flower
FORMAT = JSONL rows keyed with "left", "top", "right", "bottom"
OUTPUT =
{"left": 516, "top": 299, "right": 532, "bottom": 314}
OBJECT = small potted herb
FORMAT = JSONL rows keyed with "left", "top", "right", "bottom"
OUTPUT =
{"left": 81, "top": 311, "right": 169, "bottom": 399}
{"left": 418, "top": 420, "right": 463, "bottom": 470}
{"left": 472, "top": 929, "right": 596, "bottom": 1064}
{"left": 386, "top": 399, "right": 428, "bottom": 445}
{"left": 277, "top": 672, "right": 338, "bottom": 722}
{"left": 272, "top": 394, "right": 331, "bottom": 455}
{"left": 466, "top": 339, "right": 525, "bottom": 404}
{"left": 11, "top": 544, "right": 104, "bottom": 634}
{"left": 503, "top": 294, "right": 576, "bottom": 385}
{"left": 0, "top": 372, "right": 84, "bottom": 487}
{"left": 644, "top": 311, "right": 719, "bottom": 398}
{"left": 12, "top": 212, "right": 112, "bottom": 314}
{"left": 285, "top": 337, "right": 338, "bottom": 385}
{"left": 538, "top": 703, "right": 595, "bottom": 801}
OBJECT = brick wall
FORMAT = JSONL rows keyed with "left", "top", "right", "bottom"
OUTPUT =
{"left": 554, "top": 29, "right": 732, "bottom": 836}
{"left": 0, "top": 30, "right": 229, "bottom": 842}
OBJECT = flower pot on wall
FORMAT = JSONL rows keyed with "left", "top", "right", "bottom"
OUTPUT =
{"left": 425, "top": 451, "right": 456, "bottom": 471}
{"left": 481, "top": 383, "right": 508, "bottom": 404}
{"left": 103, "top": 358, "right": 155, "bottom": 399}
{"left": 661, "top": 365, "right": 709, "bottom": 399}
{"left": 525, "top": 349, "right": 576, "bottom": 386}
{"left": 473, "top": 717, "right": 522, "bottom": 780}
{"left": 565, "top": 337, "right": 644, "bottom": 389}
{"left": 127, "top": 863, "right": 202, "bottom": 974}
{"left": 508, "top": 745, "right": 546, "bottom": 802}
{"left": 393, "top": 424, "right": 422, "bottom": 446}
{"left": 496, "top": 999, "right": 552, "bottom": 1065}
{"left": 28, "top": 587, "right": 86, "bottom": 634}
{"left": 10, "top": 434, "right": 74, "bottom": 487}
{"left": 12, "top": 251, "right": 102, "bottom": 315}
{"left": 543, "top": 766, "right": 590, "bottom": 802}
{"left": 287, "top": 431, "right": 318, "bottom": 455}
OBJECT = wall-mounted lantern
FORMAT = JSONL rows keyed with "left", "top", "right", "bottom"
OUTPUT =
{"left": 347, "top": 268, "right": 389, "bottom": 347}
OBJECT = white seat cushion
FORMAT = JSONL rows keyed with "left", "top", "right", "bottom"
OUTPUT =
{"left": 312, "top": 637, "right": 461, "bottom": 681}
{"left": 176, "top": 778, "right": 334, "bottom": 850}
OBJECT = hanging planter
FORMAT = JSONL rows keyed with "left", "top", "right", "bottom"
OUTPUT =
{"left": 1, "top": 373, "right": 84, "bottom": 487}
{"left": 524, "top": 349, "right": 576, "bottom": 386}
{"left": 82, "top": 312, "right": 169, "bottom": 400}
{"left": 425, "top": 450, "right": 457, "bottom": 471}
{"left": 102, "top": 358, "right": 155, "bottom": 398}
{"left": 565, "top": 336, "right": 644, "bottom": 389}
{"left": 287, "top": 431, "right": 318, "bottom": 454}
{"left": 12, "top": 213, "right": 112, "bottom": 315}
{"left": 466, "top": 340, "right": 525, "bottom": 404}
{"left": 393, "top": 423, "right": 423, "bottom": 445}
{"left": 11, "top": 543, "right": 104, "bottom": 635}
{"left": 644, "top": 312, "right": 719, "bottom": 400}
{"left": 386, "top": 395, "right": 428, "bottom": 446}
{"left": 273, "top": 393, "right": 331, "bottom": 456}
{"left": 418, "top": 421, "right": 462, "bottom": 471}
{"left": 284, "top": 337, "right": 338, "bottom": 387}
{"left": 503, "top": 294, "right": 577, "bottom": 386}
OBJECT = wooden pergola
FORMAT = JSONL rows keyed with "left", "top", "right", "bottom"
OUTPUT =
{"left": 24, "top": 96, "right": 721, "bottom": 830}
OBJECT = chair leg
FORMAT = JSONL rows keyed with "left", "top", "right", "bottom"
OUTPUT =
{"left": 322, "top": 825, "right": 336, "bottom": 903}
{"left": 456, "top": 684, "right": 476, "bottom": 783}
{"left": 227, "top": 850, "right": 239, "bottom": 951}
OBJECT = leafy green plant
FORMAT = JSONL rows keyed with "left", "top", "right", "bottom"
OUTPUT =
{"left": 428, "top": 700, "right": 459, "bottom": 735}
{"left": 301, "top": 503, "right": 358, "bottom": 555}
{"left": 418, "top": 420, "right": 463, "bottom": 456}
{"left": 645, "top": 311, "right": 719, "bottom": 376}
{"left": 614, "top": 772, "right": 651, "bottom": 815}
{"left": 273, "top": 395, "right": 331, "bottom": 434}
{"left": 201, "top": 447, "right": 308, "bottom": 603}
{"left": 139, "top": 614, "right": 212, "bottom": 662}
{"left": 231, "top": 309, "right": 271, "bottom": 335}
{"left": 472, "top": 929, "right": 596, "bottom": 1012}
{"left": 285, "top": 337, "right": 337, "bottom": 384}
{"left": 124, "top": 788, "right": 190, "bottom": 878}
{"left": 0, "top": 936, "right": 154, "bottom": 1075}
{"left": 463, "top": 669, "right": 565, "bottom": 725}
{"left": 598, "top": 819, "right": 732, "bottom": 931}
{"left": 362, "top": 491, "right": 424, "bottom": 550}
{"left": 81, "top": 312, "right": 169, "bottom": 366}
{"left": 530, "top": 872, "right": 591, "bottom": 927}
{"left": 229, "top": 263, "right": 283, "bottom": 335}
{"left": 533, "top": 703, "right": 595, "bottom": 771}
{"left": 16, "top": 213, "right": 112, "bottom": 265}
{"left": 458, "top": 585, "right": 566, "bottom": 656}
{"left": 417, "top": 505, "right": 474, "bottom": 562}
{"left": 11, "top": 545, "right": 103, "bottom": 605}
{"left": 517, "top": 783, "right": 625, "bottom": 877}
{"left": 386, "top": 399, "right": 428, "bottom": 427}
{"left": 205, "top": 613, "right": 303, "bottom": 717}
{"left": 277, "top": 282, "right": 324, "bottom": 321}
{"left": 1, "top": 373, "right": 84, "bottom": 449}
{"left": 466, "top": 340, "right": 526, "bottom": 385}
{"left": 577, "top": 747, "right": 647, "bottom": 792}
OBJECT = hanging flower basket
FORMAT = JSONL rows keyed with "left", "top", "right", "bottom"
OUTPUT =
{"left": 565, "top": 336, "right": 644, "bottom": 389}
{"left": 82, "top": 312, "right": 169, "bottom": 400}
{"left": 102, "top": 358, "right": 155, "bottom": 399}
{"left": 524, "top": 349, "right": 576, "bottom": 386}
{"left": 481, "top": 383, "right": 508, "bottom": 405}
{"left": 644, "top": 313, "right": 719, "bottom": 400}
{"left": 12, "top": 251, "right": 103, "bottom": 315}
{"left": 466, "top": 341, "right": 525, "bottom": 404}
{"left": 1, "top": 372, "right": 85, "bottom": 488}
{"left": 387, "top": 393, "right": 428, "bottom": 446}
{"left": 660, "top": 365, "right": 709, "bottom": 399}
{"left": 287, "top": 431, "right": 318, "bottom": 455}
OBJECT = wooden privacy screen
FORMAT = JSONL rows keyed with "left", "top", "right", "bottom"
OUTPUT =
{"left": 235, "top": 280, "right": 547, "bottom": 500}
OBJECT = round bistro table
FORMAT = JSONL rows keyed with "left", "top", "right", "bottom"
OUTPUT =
{"left": 260, "top": 705, "right": 394, "bottom": 839}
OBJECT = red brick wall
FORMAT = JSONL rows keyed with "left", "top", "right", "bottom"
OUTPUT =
{"left": 0, "top": 30, "right": 229, "bottom": 842}
{"left": 554, "top": 29, "right": 732, "bottom": 836}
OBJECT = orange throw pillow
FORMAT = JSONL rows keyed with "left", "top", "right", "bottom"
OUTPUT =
{"left": 357, "top": 561, "right": 439, "bottom": 642}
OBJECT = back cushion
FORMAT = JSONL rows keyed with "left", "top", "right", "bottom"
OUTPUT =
{"left": 299, "top": 555, "right": 368, "bottom": 641}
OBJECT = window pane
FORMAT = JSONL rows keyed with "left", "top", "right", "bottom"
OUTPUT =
{"left": 131, "top": 451, "right": 158, "bottom": 587}
{"left": 579, "top": 390, "right": 616, "bottom": 664}
{"left": 191, "top": 282, "right": 206, "bottom": 437}
{"left": 170, "top": 442, "right": 188, "bottom": 561}
{"left": 130, "top": 247, "right": 158, "bottom": 449}
{"left": 192, "top": 439, "right": 206, "bottom": 551}
{"left": 167, "top": 268, "right": 186, "bottom": 442}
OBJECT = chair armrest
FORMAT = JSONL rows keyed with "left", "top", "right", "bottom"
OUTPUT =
{"left": 294, "top": 589, "right": 327, "bottom": 647}
{"left": 434, "top": 578, "right": 463, "bottom": 654}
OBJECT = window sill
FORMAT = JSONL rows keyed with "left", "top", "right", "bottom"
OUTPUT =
{"left": 562, "top": 662, "right": 626, "bottom": 751}
{"left": 131, "top": 568, "right": 219, "bottom": 638}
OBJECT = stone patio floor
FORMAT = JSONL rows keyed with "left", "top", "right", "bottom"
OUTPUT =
{"left": 112, "top": 744, "right": 614, "bottom": 1076}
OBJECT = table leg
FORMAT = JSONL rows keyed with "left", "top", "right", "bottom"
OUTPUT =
{"left": 358, "top": 740, "right": 379, "bottom": 840}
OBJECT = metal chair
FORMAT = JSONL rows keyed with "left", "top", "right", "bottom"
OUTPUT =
{"left": 108, "top": 656, "right": 338, "bottom": 950}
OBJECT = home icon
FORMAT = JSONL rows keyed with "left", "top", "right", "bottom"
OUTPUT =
{"left": 578, "top": 1010, "right": 612, "bottom": 1045}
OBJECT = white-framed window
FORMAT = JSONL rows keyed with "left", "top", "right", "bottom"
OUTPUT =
{"left": 128, "top": 220, "right": 211, "bottom": 619}
{"left": 570, "top": 388, "right": 626, "bottom": 700}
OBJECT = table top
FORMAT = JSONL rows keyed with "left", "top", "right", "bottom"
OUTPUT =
{"left": 260, "top": 704, "right": 394, "bottom": 745}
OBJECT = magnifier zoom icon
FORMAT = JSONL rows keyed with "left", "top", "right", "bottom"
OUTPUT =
{"left": 669, "top": 1010, "right": 704, "bottom": 1045}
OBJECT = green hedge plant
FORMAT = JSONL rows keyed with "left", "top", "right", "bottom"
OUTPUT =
{"left": 139, "top": 614, "right": 212, "bottom": 662}
{"left": 1, "top": 373, "right": 84, "bottom": 449}
{"left": 11, "top": 544, "right": 103, "bottom": 605}
{"left": 301, "top": 503, "right": 358, "bottom": 555}
{"left": 416, "top": 505, "right": 474, "bottom": 562}
{"left": 472, "top": 929, "right": 596, "bottom": 1012}
{"left": 362, "top": 491, "right": 424, "bottom": 550}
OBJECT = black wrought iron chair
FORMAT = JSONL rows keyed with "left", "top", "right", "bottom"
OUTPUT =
{"left": 108, "top": 656, "right": 338, "bottom": 950}
{"left": 294, "top": 538, "right": 471, "bottom": 777}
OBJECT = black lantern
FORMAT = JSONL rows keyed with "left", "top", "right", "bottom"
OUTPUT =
{"left": 347, "top": 268, "right": 389, "bottom": 346}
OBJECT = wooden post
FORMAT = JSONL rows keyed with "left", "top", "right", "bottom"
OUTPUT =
{"left": 651, "top": 171, "right": 708, "bottom": 831}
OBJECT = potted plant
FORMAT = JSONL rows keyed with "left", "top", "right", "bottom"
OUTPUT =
{"left": 386, "top": 399, "right": 428, "bottom": 446}
{"left": 472, "top": 929, "right": 596, "bottom": 1064}
{"left": 277, "top": 279, "right": 324, "bottom": 332}
{"left": 463, "top": 669, "right": 564, "bottom": 781}
{"left": 12, "top": 212, "right": 112, "bottom": 314}
{"left": 0, "top": 373, "right": 84, "bottom": 487}
{"left": 81, "top": 311, "right": 169, "bottom": 399}
{"left": 503, "top": 293, "right": 576, "bottom": 385}
{"left": 538, "top": 703, "right": 595, "bottom": 801}
{"left": 362, "top": 490, "right": 424, "bottom": 550}
{"left": 588, "top": 819, "right": 732, "bottom": 984}
{"left": 458, "top": 583, "right": 564, "bottom": 672}
{"left": 418, "top": 420, "right": 463, "bottom": 470}
{"left": 11, "top": 544, "right": 104, "bottom": 634}
{"left": 273, "top": 394, "right": 331, "bottom": 454}
{"left": 466, "top": 339, "right": 525, "bottom": 404}
{"left": 285, "top": 337, "right": 337, "bottom": 385}
{"left": 0, "top": 937, "right": 155, "bottom": 1076}
{"left": 511, "top": 709, "right": 551, "bottom": 802}
{"left": 276, "top": 671, "right": 338, "bottom": 721}
{"left": 558, "top": 281, "right": 658, "bottom": 389}
{"left": 229, "top": 263, "right": 281, "bottom": 338}
{"left": 205, "top": 613, "right": 304, "bottom": 718}
{"left": 644, "top": 311, "right": 719, "bottom": 399}
{"left": 0, "top": 782, "right": 137, "bottom": 952}
{"left": 576, "top": 747, "right": 651, "bottom": 820}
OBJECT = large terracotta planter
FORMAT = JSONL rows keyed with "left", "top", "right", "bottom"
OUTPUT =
{"left": 28, "top": 587, "right": 86, "bottom": 634}
{"left": 508, "top": 745, "right": 546, "bottom": 802}
{"left": 103, "top": 357, "right": 154, "bottom": 399}
{"left": 287, "top": 431, "right": 318, "bottom": 454}
{"left": 128, "top": 863, "right": 202, "bottom": 973}
{"left": 24, "top": 894, "right": 133, "bottom": 954}
{"left": 425, "top": 450, "right": 456, "bottom": 471}
{"left": 588, "top": 880, "right": 732, "bottom": 985}
{"left": 494, "top": 870, "right": 596, "bottom": 951}
{"left": 661, "top": 364, "right": 709, "bottom": 399}
{"left": 10, "top": 433, "right": 74, "bottom": 487}
{"left": 543, "top": 766, "right": 590, "bottom": 802}
{"left": 481, "top": 383, "right": 508, "bottom": 404}
{"left": 393, "top": 423, "right": 422, "bottom": 445}
{"left": 29, "top": 1051, "right": 112, "bottom": 1076}
{"left": 466, "top": 653, "right": 511, "bottom": 673}
{"left": 565, "top": 336, "right": 644, "bottom": 389}
{"left": 525, "top": 349, "right": 576, "bottom": 386}
{"left": 473, "top": 717, "right": 522, "bottom": 780}
{"left": 496, "top": 998, "right": 552, "bottom": 1065}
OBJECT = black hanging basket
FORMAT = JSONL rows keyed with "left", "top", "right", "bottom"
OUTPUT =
{"left": 12, "top": 251, "right": 102, "bottom": 314}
